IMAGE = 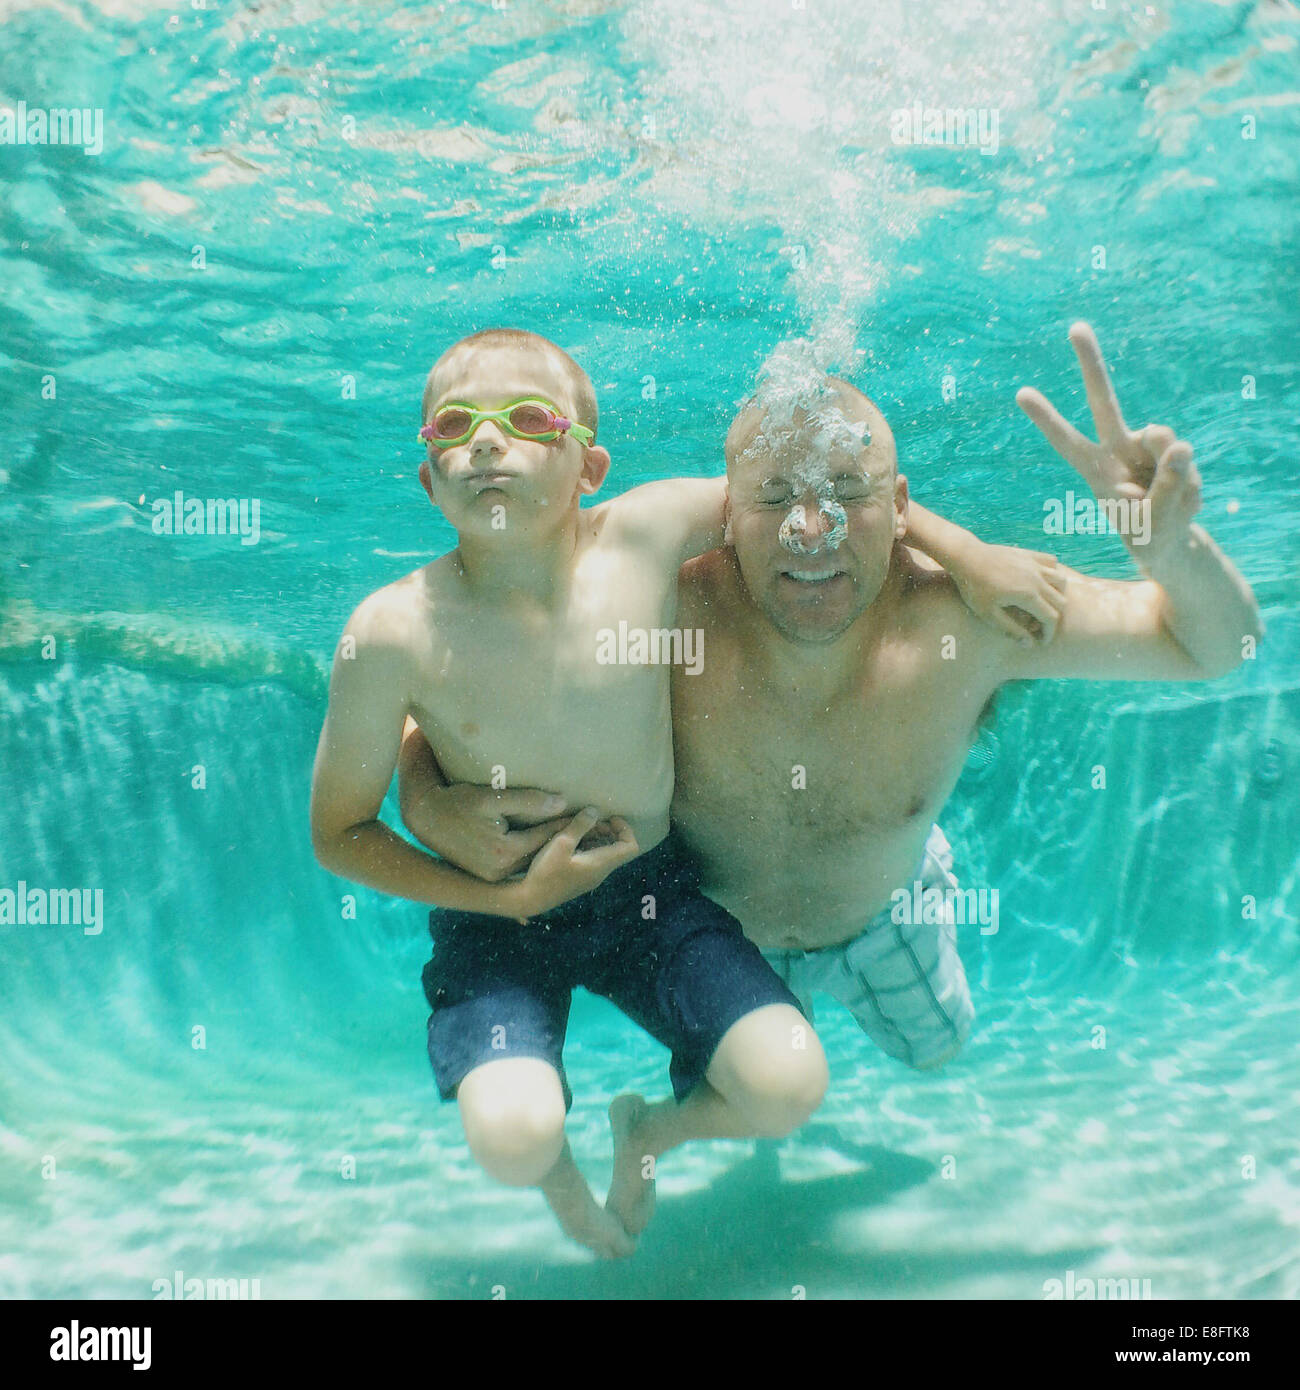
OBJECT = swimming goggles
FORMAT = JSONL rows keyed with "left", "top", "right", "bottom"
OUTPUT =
{"left": 418, "top": 398, "right": 594, "bottom": 449}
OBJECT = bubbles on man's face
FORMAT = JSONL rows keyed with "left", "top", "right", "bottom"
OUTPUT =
{"left": 737, "top": 335, "right": 872, "bottom": 492}
{"left": 777, "top": 497, "right": 849, "bottom": 555}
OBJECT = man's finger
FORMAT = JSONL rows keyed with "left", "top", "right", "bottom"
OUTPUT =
{"left": 489, "top": 788, "right": 568, "bottom": 823}
{"left": 1139, "top": 424, "right": 1176, "bottom": 462}
{"left": 1068, "top": 321, "right": 1129, "bottom": 443}
{"left": 989, "top": 605, "right": 1036, "bottom": 644}
{"left": 1015, "top": 586, "right": 1064, "bottom": 641}
{"left": 550, "top": 807, "right": 602, "bottom": 854}
{"left": 571, "top": 830, "right": 640, "bottom": 875}
{"left": 1004, "top": 585, "right": 1057, "bottom": 630}
{"left": 1149, "top": 441, "right": 1199, "bottom": 516}
{"left": 1026, "top": 589, "right": 1064, "bottom": 641}
{"left": 1016, "top": 386, "right": 1093, "bottom": 465}
{"left": 505, "top": 817, "right": 573, "bottom": 857}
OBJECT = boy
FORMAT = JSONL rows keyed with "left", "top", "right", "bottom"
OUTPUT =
{"left": 310, "top": 328, "right": 825, "bottom": 1258}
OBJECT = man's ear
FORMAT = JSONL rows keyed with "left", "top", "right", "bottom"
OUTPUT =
{"left": 894, "top": 471, "right": 910, "bottom": 539}
{"left": 578, "top": 445, "right": 612, "bottom": 496}
{"left": 722, "top": 486, "right": 734, "bottom": 545}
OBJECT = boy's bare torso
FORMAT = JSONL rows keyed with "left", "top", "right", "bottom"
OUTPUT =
{"left": 393, "top": 509, "right": 677, "bottom": 853}
{"left": 670, "top": 547, "right": 1001, "bottom": 950}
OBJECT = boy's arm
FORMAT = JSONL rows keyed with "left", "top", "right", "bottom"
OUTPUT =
{"left": 310, "top": 592, "right": 533, "bottom": 915}
{"left": 604, "top": 473, "right": 1071, "bottom": 640}
{"left": 905, "top": 497, "right": 1067, "bottom": 643}
{"left": 310, "top": 594, "right": 636, "bottom": 919}
{"left": 600, "top": 475, "right": 728, "bottom": 566}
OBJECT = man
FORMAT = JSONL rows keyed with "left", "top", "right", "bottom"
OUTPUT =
{"left": 400, "top": 322, "right": 1261, "bottom": 1227}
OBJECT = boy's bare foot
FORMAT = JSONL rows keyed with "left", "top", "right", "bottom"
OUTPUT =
{"left": 606, "top": 1093, "right": 657, "bottom": 1237}
{"left": 540, "top": 1141, "right": 635, "bottom": 1259}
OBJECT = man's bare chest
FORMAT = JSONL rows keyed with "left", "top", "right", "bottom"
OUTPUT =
{"left": 672, "top": 643, "right": 979, "bottom": 832}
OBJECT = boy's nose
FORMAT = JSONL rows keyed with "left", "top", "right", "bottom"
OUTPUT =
{"left": 467, "top": 420, "right": 508, "bottom": 455}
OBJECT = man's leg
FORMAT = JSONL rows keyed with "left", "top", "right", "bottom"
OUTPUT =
{"left": 605, "top": 1001, "right": 827, "bottom": 1234}
{"left": 832, "top": 828, "right": 975, "bottom": 1071}
{"left": 458, "top": 1057, "right": 634, "bottom": 1259}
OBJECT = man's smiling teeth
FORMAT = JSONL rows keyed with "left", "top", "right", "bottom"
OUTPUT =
{"left": 786, "top": 569, "right": 842, "bottom": 581}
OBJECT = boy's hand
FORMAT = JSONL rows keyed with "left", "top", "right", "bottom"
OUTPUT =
{"left": 512, "top": 810, "right": 640, "bottom": 921}
{"left": 950, "top": 541, "right": 1067, "bottom": 645}
{"left": 403, "top": 782, "right": 576, "bottom": 882}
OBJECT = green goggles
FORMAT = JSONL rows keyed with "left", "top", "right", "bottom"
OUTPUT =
{"left": 418, "top": 398, "right": 594, "bottom": 449}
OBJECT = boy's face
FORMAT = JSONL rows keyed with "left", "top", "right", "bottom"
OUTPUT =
{"left": 725, "top": 396, "right": 907, "bottom": 644}
{"left": 418, "top": 341, "right": 608, "bottom": 535}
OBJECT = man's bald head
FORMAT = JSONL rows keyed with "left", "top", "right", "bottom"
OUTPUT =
{"left": 725, "top": 375, "right": 896, "bottom": 479}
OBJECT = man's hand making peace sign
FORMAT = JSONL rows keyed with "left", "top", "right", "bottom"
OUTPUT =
{"left": 997, "top": 321, "right": 1262, "bottom": 684}
{"left": 1016, "top": 322, "right": 1204, "bottom": 569}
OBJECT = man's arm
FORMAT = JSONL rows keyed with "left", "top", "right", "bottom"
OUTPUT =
{"left": 396, "top": 716, "right": 573, "bottom": 881}
{"left": 1000, "top": 564, "right": 1245, "bottom": 682}
{"left": 310, "top": 593, "right": 635, "bottom": 918}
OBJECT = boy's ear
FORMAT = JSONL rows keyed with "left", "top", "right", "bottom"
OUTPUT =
{"left": 578, "top": 445, "right": 611, "bottom": 496}
{"left": 419, "top": 457, "right": 436, "bottom": 502}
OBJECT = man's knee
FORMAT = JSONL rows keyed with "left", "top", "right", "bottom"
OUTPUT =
{"left": 708, "top": 1003, "right": 829, "bottom": 1137}
{"left": 910, "top": 1038, "right": 965, "bottom": 1071}
{"left": 457, "top": 1058, "right": 567, "bottom": 1185}
{"left": 907, "top": 1012, "right": 973, "bottom": 1072}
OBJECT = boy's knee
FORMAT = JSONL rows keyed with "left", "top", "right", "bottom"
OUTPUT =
{"left": 712, "top": 1005, "right": 829, "bottom": 1137}
{"left": 743, "top": 1059, "right": 828, "bottom": 1137}
{"left": 458, "top": 1061, "right": 567, "bottom": 1185}
{"left": 465, "top": 1098, "right": 566, "bottom": 1185}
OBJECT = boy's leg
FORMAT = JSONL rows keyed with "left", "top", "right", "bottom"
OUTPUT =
{"left": 585, "top": 843, "right": 829, "bottom": 1236}
{"left": 458, "top": 1057, "right": 634, "bottom": 1259}
{"left": 605, "top": 999, "right": 828, "bottom": 1235}
{"left": 426, "top": 905, "right": 636, "bottom": 1258}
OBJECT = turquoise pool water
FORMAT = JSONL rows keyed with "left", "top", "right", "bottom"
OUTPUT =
{"left": 1, "top": 0, "right": 1297, "bottom": 1299}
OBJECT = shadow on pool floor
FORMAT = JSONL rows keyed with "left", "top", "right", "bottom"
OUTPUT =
{"left": 397, "top": 1135, "right": 1105, "bottom": 1300}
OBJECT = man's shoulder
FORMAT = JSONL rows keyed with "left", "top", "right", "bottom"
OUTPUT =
{"left": 676, "top": 548, "right": 733, "bottom": 611}
{"left": 891, "top": 546, "right": 1003, "bottom": 655}
{"left": 895, "top": 545, "right": 966, "bottom": 614}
